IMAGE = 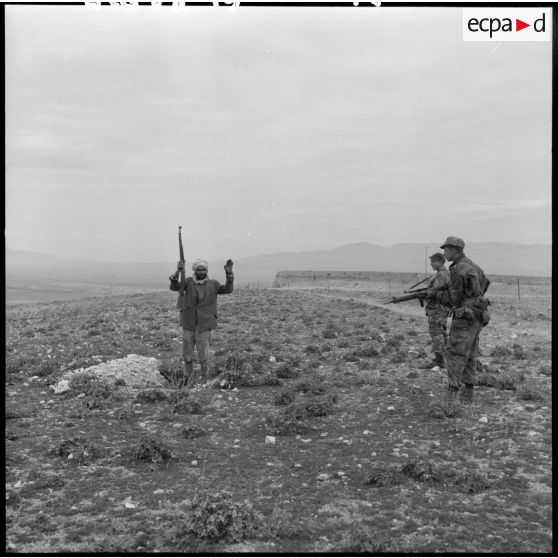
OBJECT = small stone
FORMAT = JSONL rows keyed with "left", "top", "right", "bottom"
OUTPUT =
{"left": 294, "top": 463, "right": 302, "bottom": 468}
{"left": 76, "top": 393, "right": 86, "bottom": 399}
{"left": 269, "top": 356, "right": 276, "bottom": 363}
{"left": 387, "top": 406, "right": 395, "bottom": 412}
{"left": 320, "top": 432, "right": 328, "bottom": 437}
{"left": 363, "top": 430, "right": 371, "bottom": 435}
{"left": 317, "top": 473, "right": 330, "bottom": 481}
{"left": 191, "top": 460, "right": 198, "bottom": 466}
{"left": 528, "top": 431, "right": 538, "bottom": 437}
{"left": 265, "top": 436, "right": 276, "bottom": 444}
{"left": 153, "top": 489, "right": 165, "bottom": 495}
{"left": 479, "top": 416, "right": 488, "bottom": 423}
{"left": 301, "top": 438, "right": 312, "bottom": 443}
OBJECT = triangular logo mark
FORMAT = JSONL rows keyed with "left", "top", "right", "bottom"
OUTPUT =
{"left": 516, "top": 19, "right": 530, "bottom": 31}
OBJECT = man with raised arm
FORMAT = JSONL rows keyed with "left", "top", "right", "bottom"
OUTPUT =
{"left": 169, "top": 258, "right": 234, "bottom": 386}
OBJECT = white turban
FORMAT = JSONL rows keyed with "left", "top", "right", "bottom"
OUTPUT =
{"left": 192, "top": 259, "right": 208, "bottom": 271}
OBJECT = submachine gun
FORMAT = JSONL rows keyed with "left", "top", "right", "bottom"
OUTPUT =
{"left": 384, "top": 276, "right": 433, "bottom": 307}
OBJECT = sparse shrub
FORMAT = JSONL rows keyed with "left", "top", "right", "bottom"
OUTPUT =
{"left": 362, "top": 463, "right": 397, "bottom": 487}
{"left": 496, "top": 368, "right": 525, "bottom": 390}
{"left": 476, "top": 371, "right": 499, "bottom": 387}
{"left": 354, "top": 344, "right": 380, "bottom": 358}
{"left": 68, "top": 373, "right": 112, "bottom": 399}
{"left": 274, "top": 388, "right": 297, "bottom": 406}
{"left": 331, "top": 523, "right": 399, "bottom": 553}
{"left": 428, "top": 399, "right": 462, "bottom": 418}
{"left": 293, "top": 377, "right": 327, "bottom": 395}
{"left": 177, "top": 491, "right": 264, "bottom": 546}
{"left": 490, "top": 344, "right": 512, "bottom": 358}
{"left": 384, "top": 334, "right": 405, "bottom": 351}
{"left": 391, "top": 349, "right": 407, "bottom": 363}
{"left": 539, "top": 363, "right": 551, "bottom": 376}
{"left": 400, "top": 459, "right": 439, "bottom": 484}
{"left": 512, "top": 343, "right": 528, "bottom": 360}
{"left": 265, "top": 409, "right": 308, "bottom": 435}
{"left": 444, "top": 468, "right": 490, "bottom": 493}
{"left": 287, "top": 393, "right": 337, "bottom": 419}
{"left": 53, "top": 436, "right": 96, "bottom": 465}
{"left": 182, "top": 425, "right": 208, "bottom": 439}
{"left": 322, "top": 328, "right": 336, "bottom": 339}
{"left": 5, "top": 355, "right": 26, "bottom": 375}
{"left": 337, "top": 339, "right": 350, "bottom": 349}
{"left": 159, "top": 359, "right": 184, "bottom": 385}
{"left": 173, "top": 395, "right": 204, "bottom": 415}
{"left": 304, "top": 344, "right": 321, "bottom": 354}
{"left": 518, "top": 380, "right": 544, "bottom": 402}
{"left": 135, "top": 389, "right": 169, "bottom": 404}
{"left": 275, "top": 363, "right": 300, "bottom": 379}
{"left": 135, "top": 433, "right": 173, "bottom": 463}
{"left": 114, "top": 378, "right": 127, "bottom": 387}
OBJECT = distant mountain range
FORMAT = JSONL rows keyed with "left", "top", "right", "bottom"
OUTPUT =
{"left": 6, "top": 242, "right": 551, "bottom": 291}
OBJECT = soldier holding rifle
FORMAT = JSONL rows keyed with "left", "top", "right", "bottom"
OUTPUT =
{"left": 425, "top": 237, "right": 490, "bottom": 403}
{"left": 169, "top": 226, "right": 234, "bottom": 386}
{"left": 418, "top": 253, "right": 451, "bottom": 370}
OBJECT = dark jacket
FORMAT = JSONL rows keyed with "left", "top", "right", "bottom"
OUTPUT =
{"left": 425, "top": 267, "right": 450, "bottom": 312}
{"left": 437, "top": 253, "right": 490, "bottom": 309}
{"left": 170, "top": 274, "right": 234, "bottom": 331}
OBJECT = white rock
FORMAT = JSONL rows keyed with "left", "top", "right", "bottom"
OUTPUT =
{"left": 269, "top": 356, "right": 276, "bottom": 363}
{"left": 301, "top": 438, "right": 312, "bottom": 443}
{"left": 294, "top": 463, "right": 302, "bottom": 468}
{"left": 153, "top": 489, "right": 165, "bottom": 495}
{"left": 431, "top": 366, "right": 441, "bottom": 372}
{"left": 265, "top": 436, "right": 276, "bottom": 444}
{"left": 124, "top": 502, "right": 136, "bottom": 509}
{"left": 317, "top": 473, "right": 330, "bottom": 481}
{"left": 363, "top": 430, "right": 371, "bottom": 435}
{"left": 479, "top": 416, "right": 488, "bottom": 423}
{"left": 528, "top": 431, "right": 538, "bottom": 437}
{"left": 320, "top": 432, "right": 328, "bottom": 437}
{"left": 76, "top": 393, "right": 86, "bottom": 399}
{"left": 52, "top": 379, "right": 70, "bottom": 394}
{"left": 387, "top": 406, "right": 395, "bottom": 412}
{"left": 191, "top": 460, "right": 198, "bottom": 466}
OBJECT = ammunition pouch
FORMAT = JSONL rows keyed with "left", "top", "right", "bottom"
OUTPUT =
{"left": 472, "top": 296, "right": 491, "bottom": 327}
{"left": 455, "top": 296, "right": 491, "bottom": 326}
{"left": 454, "top": 306, "right": 475, "bottom": 320}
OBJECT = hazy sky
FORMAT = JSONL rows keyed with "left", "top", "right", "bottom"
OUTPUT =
{"left": 5, "top": 4, "right": 552, "bottom": 263}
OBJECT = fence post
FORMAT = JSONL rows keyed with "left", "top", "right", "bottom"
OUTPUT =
{"left": 517, "top": 277, "right": 521, "bottom": 300}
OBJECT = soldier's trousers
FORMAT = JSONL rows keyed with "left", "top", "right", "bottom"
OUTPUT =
{"left": 182, "top": 328, "right": 212, "bottom": 378}
{"left": 426, "top": 310, "right": 448, "bottom": 355}
{"left": 446, "top": 317, "right": 483, "bottom": 388}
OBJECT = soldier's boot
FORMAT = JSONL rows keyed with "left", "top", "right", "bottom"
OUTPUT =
{"left": 434, "top": 352, "right": 446, "bottom": 368}
{"left": 460, "top": 383, "right": 474, "bottom": 404}
{"left": 184, "top": 361, "right": 196, "bottom": 387}
{"left": 200, "top": 361, "right": 209, "bottom": 383}
{"left": 445, "top": 385, "right": 459, "bottom": 403}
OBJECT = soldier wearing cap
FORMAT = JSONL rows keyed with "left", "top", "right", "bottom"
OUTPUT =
{"left": 169, "top": 258, "right": 234, "bottom": 386}
{"left": 426, "top": 237, "right": 490, "bottom": 403}
{"left": 419, "top": 252, "right": 451, "bottom": 369}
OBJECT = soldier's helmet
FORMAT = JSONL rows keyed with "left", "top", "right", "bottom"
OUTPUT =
{"left": 429, "top": 252, "right": 446, "bottom": 263}
{"left": 440, "top": 236, "right": 465, "bottom": 250}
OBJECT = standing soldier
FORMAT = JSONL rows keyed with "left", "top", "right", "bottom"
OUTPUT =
{"left": 419, "top": 253, "right": 451, "bottom": 370}
{"left": 169, "top": 258, "right": 234, "bottom": 386}
{"left": 426, "top": 237, "right": 490, "bottom": 403}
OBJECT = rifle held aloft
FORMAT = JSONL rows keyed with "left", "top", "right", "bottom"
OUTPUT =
{"left": 178, "top": 225, "right": 186, "bottom": 292}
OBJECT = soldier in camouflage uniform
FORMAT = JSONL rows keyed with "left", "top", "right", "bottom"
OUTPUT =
{"left": 427, "top": 237, "right": 490, "bottom": 403}
{"left": 419, "top": 253, "right": 451, "bottom": 369}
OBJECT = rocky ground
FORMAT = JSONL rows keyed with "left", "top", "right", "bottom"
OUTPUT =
{"left": 5, "top": 281, "right": 552, "bottom": 553}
